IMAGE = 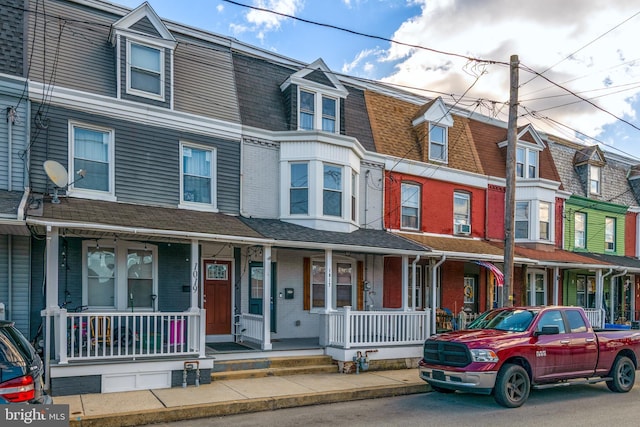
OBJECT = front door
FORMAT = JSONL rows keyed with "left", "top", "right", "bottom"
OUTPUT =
{"left": 204, "top": 260, "right": 232, "bottom": 335}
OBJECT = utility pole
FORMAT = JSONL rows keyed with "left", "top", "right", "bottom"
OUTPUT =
{"left": 502, "top": 54, "right": 519, "bottom": 307}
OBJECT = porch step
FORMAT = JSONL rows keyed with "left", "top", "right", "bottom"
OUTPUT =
{"left": 211, "top": 355, "right": 337, "bottom": 381}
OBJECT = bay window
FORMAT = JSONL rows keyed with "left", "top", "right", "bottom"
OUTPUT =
{"left": 515, "top": 201, "right": 530, "bottom": 239}
{"left": 290, "top": 162, "right": 309, "bottom": 215}
{"left": 539, "top": 202, "right": 550, "bottom": 240}
{"left": 323, "top": 164, "right": 342, "bottom": 217}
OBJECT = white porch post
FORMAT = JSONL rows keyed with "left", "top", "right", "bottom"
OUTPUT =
{"left": 190, "top": 239, "right": 199, "bottom": 311}
{"left": 402, "top": 255, "right": 409, "bottom": 310}
{"left": 595, "top": 269, "right": 603, "bottom": 311}
{"left": 324, "top": 249, "right": 333, "bottom": 311}
{"left": 262, "top": 245, "right": 272, "bottom": 350}
{"left": 189, "top": 239, "right": 205, "bottom": 357}
{"left": 553, "top": 267, "right": 559, "bottom": 306}
{"left": 44, "top": 226, "right": 61, "bottom": 367}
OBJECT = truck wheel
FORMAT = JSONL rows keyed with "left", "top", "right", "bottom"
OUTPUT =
{"left": 606, "top": 356, "right": 635, "bottom": 393}
{"left": 493, "top": 363, "right": 530, "bottom": 408}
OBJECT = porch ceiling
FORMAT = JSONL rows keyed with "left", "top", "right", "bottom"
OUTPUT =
{"left": 26, "top": 196, "right": 264, "bottom": 242}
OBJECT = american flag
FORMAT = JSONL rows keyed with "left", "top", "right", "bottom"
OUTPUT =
{"left": 474, "top": 261, "right": 504, "bottom": 287}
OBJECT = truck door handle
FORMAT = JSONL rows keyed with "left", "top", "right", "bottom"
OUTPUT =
{"left": 585, "top": 338, "right": 595, "bottom": 343}
{"left": 560, "top": 340, "right": 570, "bottom": 345}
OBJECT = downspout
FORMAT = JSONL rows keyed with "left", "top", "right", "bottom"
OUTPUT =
{"left": 364, "top": 170, "right": 369, "bottom": 229}
{"left": 598, "top": 268, "right": 613, "bottom": 312}
{"left": 431, "top": 255, "right": 446, "bottom": 334}
{"left": 411, "top": 255, "right": 421, "bottom": 311}
{"left": 611, "top": 269, "right": 628, "bottom": 324}
{"left": 7, "top": 236, "right": 12, "bottom": 324}
{"left": 7, "top": 107, "right": 16, "bottom": 190}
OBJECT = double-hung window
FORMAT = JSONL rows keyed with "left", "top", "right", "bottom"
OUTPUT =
{"left": 299, "top": 89, "right": 338, "bottom": 133}
{"left": 539, "top": 202, "right": 550, "bottom": 240}
{"left": 453, "top": 192, "right": 470, "bottom": 233}
{"left": 323, "top": 164, "right": 342, "bottom": 217}
{"left": 290, "top": 163, "right": 309, "bottom": 215}
{"left": 127, "top": 40, "right": 163, "bottom": 99}
{"left": 311, "top": 261, "right": 325, "bottom": 309}
{"left": 351, "top": 171, "right": 357, "bottom": 222}
{"left": 574, "top": 212, "right": 586, "bottom": 248}
{"left": 180, "top": 143, "right": 216, "bottom": 210}
{"left": 429, "top": 124, "right": 447, "bottom": 162}
{"left": 70, "top": 122, "right": 114, "bottom": 197}
{"left": 336, "top": 262, "right": 353, "bottom": 308}
{"left": 605, "top": 217, "right": 615, "bottom": 251}
{"left": 590, "top": 165, "right": 601, "bottom": 195}
{"left": 515, "top": 201, "right": 530, "bottom": 239}
{"left": 516, "top": 147, "right": 538, "bottom": 178}
{"left": 401, "top": 183, "right": 420, "bottom": 229}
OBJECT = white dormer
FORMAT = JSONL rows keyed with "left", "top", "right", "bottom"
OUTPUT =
{"left": 412, "top": 97, "right": 454, "bottom": 163}
{"left": 280, "top": 59, "right": 348, "bottom": 133}
{"left": 498, "top": 124, "right": 546, "bottom": 179}
{"left": 109, "top": 2, "right": 177, "bottom": 105}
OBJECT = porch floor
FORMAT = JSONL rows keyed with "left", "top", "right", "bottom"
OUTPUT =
{"left": 206, "top": 338, "right": 321, "bottom": 354}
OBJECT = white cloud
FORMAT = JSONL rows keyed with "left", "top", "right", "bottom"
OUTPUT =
{"left": 217, "top": 4, "right": 224, "bottom": 12}
{"left": 342, "top": 48, "right": 384, "bottom": 73}
{"left": 379, "top": 0, "right": 640, "bottom": 149}
{"left": 246, "top": 0, "right": 304, "bottom": 32}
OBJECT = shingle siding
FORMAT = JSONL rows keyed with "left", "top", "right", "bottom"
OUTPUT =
{"left": 0, "top": 0, "right": 24, "bottom": 76}
{"left": 130, "top": 16, "right": 161, "bottom": 37}
{"left": 242, "top": 140, "right": 279, "bottom": 218}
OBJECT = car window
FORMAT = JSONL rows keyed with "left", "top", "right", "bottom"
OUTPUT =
{"left": 485, "top": 309, "right": 537, "bottom": 332}
{"left": 536, "top": 310, "right": 566, "bottom": 333}
{"left": 0, "top": 329, "right": 26, "bottom": 363}
{"left": 565, "top": 310, "right": 588, "bottom": 333}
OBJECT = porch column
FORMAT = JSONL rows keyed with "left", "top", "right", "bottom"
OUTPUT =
{"left": 262, "top": 245, "right": 272, "bottom": 350}
{"left": 402, "top": 255, "right": 409, "bottom": 310}
{"left": 190, "top": 239, "right": 199, "bottom": 311}
{"left": 324, "top": 249, "right": 333, "bottom": 312}
{"left": 553, "top": 267, "right": 559, "bottom": 306}
{"left": 44, "top": 226, "right": 61, "bottom": 368}
{"left": 595, "top": 269, "right": 604, "bottom": 311}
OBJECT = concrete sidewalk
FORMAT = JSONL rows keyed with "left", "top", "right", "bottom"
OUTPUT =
{"left": 55, "top": 368, "right": 429, "bottom": 427}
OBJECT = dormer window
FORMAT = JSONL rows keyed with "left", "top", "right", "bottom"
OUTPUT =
{"left": 429, "top": 124, "right": 447, "bottom": 162}
{"left": 589, "top": 165, "right": 601, "bottom": 194}
{"left": 128, "top": 40, "right": 163, "bottom": 98}
{"left": 516, "top": 147, "right": 538, "bottom": 178}
{"left": 299, "top": 89, "right": 337, "bottom": 132}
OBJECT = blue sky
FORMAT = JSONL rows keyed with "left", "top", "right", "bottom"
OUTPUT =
{"left": 116, "top": 0, "right": 640, "bottom": 161}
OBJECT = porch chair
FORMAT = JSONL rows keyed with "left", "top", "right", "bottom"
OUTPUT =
{"left": 90, "top": 316, "right": 112, "bottom": 348}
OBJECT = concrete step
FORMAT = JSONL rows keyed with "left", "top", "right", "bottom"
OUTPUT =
{"left": 211, "top": 355, "right": 337, "bottom": 381}
{"left": 211, "top": 364, "right": 338, "bottom": 381}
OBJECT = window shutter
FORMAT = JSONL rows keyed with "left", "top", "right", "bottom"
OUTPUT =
{"left": 357, "top": 260, "right": 364, "bottom": 310}
{"left": 303, "top": 257, "right": 310, "bottom": 310}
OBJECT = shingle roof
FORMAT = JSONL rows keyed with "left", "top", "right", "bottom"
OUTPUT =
{"left": 240, "top": 218, "right": 427, "bottom": 252}
{"left": 28, "top": 197, "right": 263, "bottom": 239}
{"left": 0, "top": 190, "right": 23, "bottom": 217}
{"left": 578, "top": 252, "right": 640, "bottom": 271}
{"left": 395, "top": 233, "right": 504, "bottom": 257}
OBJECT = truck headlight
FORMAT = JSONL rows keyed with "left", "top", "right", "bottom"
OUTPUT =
{"left": 470, "top": 349, "right": 499, "bottom": 363}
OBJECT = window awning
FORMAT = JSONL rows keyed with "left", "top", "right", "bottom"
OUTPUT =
{"left": 474, "top": 261, "right": 504, "bottom": 287}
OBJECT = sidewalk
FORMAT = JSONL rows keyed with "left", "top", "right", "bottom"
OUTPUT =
{"left": 54, "top": 368, "right": 429, "bottom": 427}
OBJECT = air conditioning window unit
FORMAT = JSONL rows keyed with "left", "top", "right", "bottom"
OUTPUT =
{"left": 455, "top": 223, "right": 471, "bottom": 235}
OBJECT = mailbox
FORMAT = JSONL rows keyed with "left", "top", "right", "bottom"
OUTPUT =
{"left": 284, "top": 288, "right": 294, "bottom": 299}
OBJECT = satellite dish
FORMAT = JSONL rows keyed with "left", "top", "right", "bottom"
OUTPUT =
{"left": 43, "top": 160, "right": 69, "bottom": 188}
{"left": 43, "top": 160, "right": 69, "bottom": 204}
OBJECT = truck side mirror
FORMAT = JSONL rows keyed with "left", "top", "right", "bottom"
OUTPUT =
{"left": 534, "top": 325, "right": 560, "bottom": 336}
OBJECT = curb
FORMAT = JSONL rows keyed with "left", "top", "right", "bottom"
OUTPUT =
{"left": 70, "top": 383, "right": 429, "bottom": 427}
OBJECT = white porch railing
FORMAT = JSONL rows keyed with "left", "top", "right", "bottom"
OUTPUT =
{"left": 327, "top": 306, "right": 431, "bottom": 349}
{"left": 584, "top": 308, "right": 605, "bottom": 329}
{"left": 237, "top": 313, "right": 263, "bottom": 343}
{"left": 57, "top": 309, "right": 204, "bottom": 363}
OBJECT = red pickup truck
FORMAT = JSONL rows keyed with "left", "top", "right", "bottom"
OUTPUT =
{"left": 418, "top": 306, "right": 640, "bottom": 407}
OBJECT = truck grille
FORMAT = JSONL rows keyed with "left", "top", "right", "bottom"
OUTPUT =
{"left": 423, "top": 341, "right": 471, "bottom": 367}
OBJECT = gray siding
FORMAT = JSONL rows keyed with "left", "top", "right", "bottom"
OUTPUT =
{"left": 0, "top": 236, "right": 31, "bottom": 335}
{"left": 29, "top": 103, "right": 241, "bottom": 213}
{"left": 173, "top": 35, "right": 240, "bottom": 123}
{"left": 130, "top": 16, "right": 161, "bottom": 37}
{"left": 30, "top": 238, "right": 45, "bottom": 340}
{"left": 0, "top": 89, "right": 28, "bottom": 190}
{"left": 304, "top": 69, "right": 335, "bottom": 88}
{"left": 0, "top": 0, "right": 24, "bottom": 76}
{"left": 26, "top": 0, "right": 118, "bottom": 97}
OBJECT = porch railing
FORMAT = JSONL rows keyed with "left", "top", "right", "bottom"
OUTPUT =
{"left": 327, "top": 306, "right": 431, "bottom": 349}
{"left": 237, "top": 313, "right": 263, "bottom": 343}
{"left": 584, "top": 308, "right": 605, "bottom": 329}
{"left": 57, "top": 309, "right": 203, "bottom": 363}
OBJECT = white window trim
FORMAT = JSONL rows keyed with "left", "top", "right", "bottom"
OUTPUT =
{"left": 574, "top": 211, "right": 586, "bottom": 249}
{"left": 526, "top": 270, "right": 547, "bottom": 306}
{"left": 453, "top": 191, "right": 471, "bottom": 234}
{"left": 310, "top": 256, "right": 356, "bottom": 313}
{"left": 401, "top": 182, "right": 421, "bottom": 230}
{"left": 68, "top": 121, "right": 116, "bottom": 202}
{"left": 297, "top": 87, "right": 339, "bottom": 133}
{"left": 126, "top": 38, "right": 165, "bottom": 101}
{"left": 605, "top": 217, "right": 616, "bottom": 252}
{"left": 322, "top": 162, "right": 343, "bottom": 218}
{"left": 589, "top": 165, "right": 601, "bottom": 195}
{"left": 538, "top": 201, "right": 551, "bottom": 241}
{"left": 82, "top": 239, "right": 158, "bottom": 311}
{"left": 515, "top": 200, "right": 530, "bottom": 240}
{"left": 351, "top": 171, "right": 358, "bottom": 224}
{"left": 516, "top": 146, "right": 539, "bottom": 179}
{"left": 179, "top": 142, "right": 218, "bottom": 212}
{"left": 428, "top": 123, "right": 448, "bottom": 163}
{"left": 289, "top": 161, "right": 309, "bottom": 216}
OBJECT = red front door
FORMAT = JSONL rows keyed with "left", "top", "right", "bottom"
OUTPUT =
{"left": 203, "top": 260, "right": 232, "bottom": 335}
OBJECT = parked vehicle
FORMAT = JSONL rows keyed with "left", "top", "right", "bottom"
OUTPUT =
{"left": 0, "top": 321, "right": 52, "bottom": 404}
{"left": 419, "top": 306, "right": 640, "bottom": 407}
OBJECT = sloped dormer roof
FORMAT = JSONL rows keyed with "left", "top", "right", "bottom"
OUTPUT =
{"left": 497, "top": 124, "right": 546, "bottom": 150}
{"left": 109, "top": 2, "right": 176, "bottom": 47}
{"left": 411, "top": 97, "right": 454, "bottom": 127}
{"left": 280, "top": 58, "right": 348, "bottom": 98}
{"left": 573, "top": 145, "right": 606, "bottom": 167}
